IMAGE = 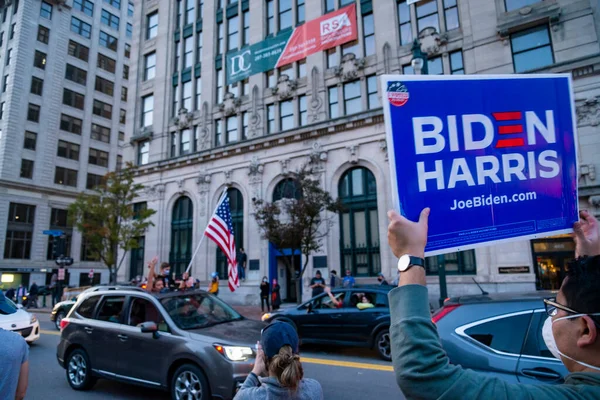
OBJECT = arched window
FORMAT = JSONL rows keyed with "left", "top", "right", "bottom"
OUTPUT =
{"left": 216, "top": 188, "right": 243, "bottom": 279}
{"left": 339, "top": 167, "right": 380, "bottom": 277}
{"left": 170, "top": 196, "right": 193, "bottom": 275}
{"left": 272, "top": 178, "right": 302, "bottom": 202}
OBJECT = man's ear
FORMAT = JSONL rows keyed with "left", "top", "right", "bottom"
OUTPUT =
{"left": 576, "top": 316, "right": 598, "bottom": 348}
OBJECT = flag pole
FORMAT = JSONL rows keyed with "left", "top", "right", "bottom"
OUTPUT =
{"left": 185, "top": 187, "right": 229, "bottom": 274}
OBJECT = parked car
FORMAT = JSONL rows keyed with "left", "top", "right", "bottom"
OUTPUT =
{"left": 57, "top": 288, "right": 263, "bottom": 399}
{"left": 0, "top": 296, "right": 40, "bottom": 344}
{"left": 51, "top": 285, "right": 142, "bottom": 330}
{"left": 262, "top": 285, "right": 394, "bottom": 360}
{"left": 433, "top": 290, "right": 568, "bottom": 385}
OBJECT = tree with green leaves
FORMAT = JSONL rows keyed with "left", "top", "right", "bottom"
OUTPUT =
{"left": 253, "top": 166, "right": 343, "bottom": 304}
{"left": 68, "top": 164, "right": 156, "bottom": 284}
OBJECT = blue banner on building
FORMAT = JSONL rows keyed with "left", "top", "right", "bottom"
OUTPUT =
{"left": 381, "top": 74, "right": 579, "bottom": 256}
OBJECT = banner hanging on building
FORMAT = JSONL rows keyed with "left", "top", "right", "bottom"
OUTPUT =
{"left": 381, "top": 74, "right": 579, "bottom": 256}
{"left": 226, "top": 4, "right": 357, "bottom": 85}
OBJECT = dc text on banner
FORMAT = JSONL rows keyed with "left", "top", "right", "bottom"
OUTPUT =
{"left": 381, "top": 74, "right": 579, "bottom": 256}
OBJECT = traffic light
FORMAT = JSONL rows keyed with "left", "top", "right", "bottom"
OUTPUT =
{"left": 51, "top": 237, "right": 60, "bottom": 259}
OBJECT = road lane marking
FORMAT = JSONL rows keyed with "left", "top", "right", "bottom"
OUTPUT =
{"left": 41, "top": 329, "right": 61, "bottom": 336}
{"left": 301, "top": 357, "right": 394, "bottom": 372}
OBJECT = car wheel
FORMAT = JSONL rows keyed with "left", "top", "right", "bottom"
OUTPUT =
{"left": 171, "top": 364, "right": 210, "bottom": 400}
{"left": 55, "top": 311, "right": 66, "bottom": 331}
{"left": 375, "top": 329, "right": 392, "bottom": 361}
{"left": 66, "top": 349, "right": 96, "bottom": 391}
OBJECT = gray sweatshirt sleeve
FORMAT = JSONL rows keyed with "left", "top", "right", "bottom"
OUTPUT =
{"left": 388, "top": 284, "right": 586, "bottom": 400}
{"left": 233, "top": 373, "right": 264, "bottom": 400}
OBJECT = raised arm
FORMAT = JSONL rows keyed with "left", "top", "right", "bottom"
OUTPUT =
{"left": 324, "top": 287, "right": 341, "bottom": 307}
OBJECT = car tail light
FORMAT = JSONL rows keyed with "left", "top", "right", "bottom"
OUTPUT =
{"left": 432, "top": 304, "right": 460, "bottom": 324}
{"left": 59, "top": 318, "right": 70, "bottom": 331}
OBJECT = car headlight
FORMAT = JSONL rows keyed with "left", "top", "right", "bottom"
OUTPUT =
{"left": 261, "top": 313, "right": 271, "bottom": 322}
{"left": 30, "top": 314, "right": 37, "bottom": 324}
{"left": 214, "top": 345, "right": 254, "bottom": 361}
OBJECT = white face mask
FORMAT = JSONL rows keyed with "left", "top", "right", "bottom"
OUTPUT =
{"left": 542, "top": 315, "right": 600, "bottom": 371}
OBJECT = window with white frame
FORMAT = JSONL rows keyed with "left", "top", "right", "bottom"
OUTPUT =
{"left": 363, "top": 13, "right": 375, "bottom": 57}
{"left": 180, "top": 128, "right": 192, "bottom": 155}
{"left": 147, "top": 12, "right": 158, "bottom": 39}
{"left": 367, "top": 75, "right": 380, "bottom": 109}
{"left": 450, "top": 50, "right": 464, "bottom": 74}
{"left": 297, "top": 0, "right": 305, "bottom": 24}
{"left": 228, "top": 15, "right": 239, "bottom": 51}
{"left": 343, "top": 80, "right": 361, "bottom": 115}
{"left": 299, "top": 95, "right": 307, "bottom": 126}
{"left": 215, "top": 119, "right": 223, "bottom": 146}
{"left": 142, "top": 94, "right": 154, "bottom": 127}
{"left": 416, "top": 0, "right": 439, "bottom": 33}
{"left": 444, "top": 0, "right": 459, "bottom": 31}
{"left": 226, "top": 116, "right": 238, "bottom": 143}
{"left": 328, "top": 86, "right": 339, "bottom": 119}
{"left": 280, "top": 100, "right": 294, "bottom": 131}
{"left": 266, "top": 104, "right": 275, "bottom": 134}
{"left": 185, "top": 0, "right": 195, "bottom": 25}
{"left": 182, "top": 81, "right": 192, "bottom": 111}
{"left": 184, "top": 36, "right": 193, "bottom": 69}
{"left": 266, "top": 0, "right": 275, "bottom": 35}
{"left": 144, "top": 52, "right": 156, "bottom": 80}
{"left": 242, "top": 10, "right": 250, "bottom": 46}
{"left": 511, "top": 25, "right": 553, "bottom": 73}
{"left": 138, "top": 140, "right": 149, "bottom": 165}
{"left": 172, "top": 85, "right": 179, "bottom": 116}
{"left": 242, "top": 112, "right": 250, "bottom": 140}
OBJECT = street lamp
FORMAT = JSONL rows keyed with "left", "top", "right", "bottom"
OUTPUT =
{"left": 411, "top": 39, "right": 429, "bottom": 75}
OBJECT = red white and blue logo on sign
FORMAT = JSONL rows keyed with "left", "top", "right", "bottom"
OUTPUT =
{"left": 387, "top": 81, "right": 410, "bottom": 107}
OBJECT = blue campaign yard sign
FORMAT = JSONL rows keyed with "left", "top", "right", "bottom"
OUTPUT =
{"left": 381, "top": 74, "right": 579, "bottom": 256}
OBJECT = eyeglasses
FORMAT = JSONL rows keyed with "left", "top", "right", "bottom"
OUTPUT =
{"left": 543, "top": 298, "right": 579, "bottom": 317}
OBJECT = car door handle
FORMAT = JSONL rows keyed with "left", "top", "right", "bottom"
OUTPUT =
{"left": 117, "top": 334, "right": 128, "bottom": 341}
{"left": 84, "top": 327, "right": 93, "bottom": 334}
{"left": 521, "top": 368, "right": 562, "bottom": 381}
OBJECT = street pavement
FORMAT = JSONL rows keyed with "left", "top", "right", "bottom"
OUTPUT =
{"left": 26, "top": 312, "right": 404, "bottom": 400}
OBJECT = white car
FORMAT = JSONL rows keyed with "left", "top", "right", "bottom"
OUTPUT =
{"left": 0, "top": 298, "right": 40, "bottom": 344}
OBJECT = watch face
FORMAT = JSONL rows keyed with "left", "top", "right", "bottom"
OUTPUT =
{"left": 398, "top": 255, "right": 411, "bottom": 272}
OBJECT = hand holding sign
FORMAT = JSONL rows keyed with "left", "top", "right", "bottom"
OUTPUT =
{"left": 387, "top": 209, "right": 429, "bottom": 259}
{"left": 573, "top": 211, "right": 600, "bottom": 258}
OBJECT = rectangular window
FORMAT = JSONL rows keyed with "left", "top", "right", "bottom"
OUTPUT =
{"left": 367, "top": 75, "right": 380, "bottom": 109}
{"left": 217, "top": 21, "right": 224, "bottom": 55}
{"left": 97, "top": 53, "right": 116, "bottom": 73}
{"left": 128, "top": 1, "right": 134, "bottom": 16}
{"left": 511, "top": 25, "right": 553, "bottom": 73}
{"left": 280, "top": 100, "right": 293, "bottom": 131}
{"left": 196, "top": 31, "right": 203, "bottom": 63}
{"left": 328, "top": 86, "right": 338, "bottom": 118}
{"left": 341, "top": 40, "right": 359, "bottom": 57}
{"left": 119, "top": 108, "right": 126, "bottom": 124}
{"left": 343, "top": 80, "right": 361, "bottom": 115}
{"left": 20, "top": 159, "right": 33, "bottom": 179}
{"left": 95, "top": 76, "right": 114, "bottom": 96}
{"left": 215, "top": 119, "right": 222, "bottom": 146}
{"left": 54, "top": 167, "right": 78, "bottom": 187}
{"left": 125, "top": 43, "right": 131, "bottom": 58}
{"left": 243, "top": 11, "right": 250, "bottom": 46}
{"left": 325, "top": 0, "right": 335, "bottom": 13}
{"left": 142, "top": 95, "right": 154, "bottom": 127}
{"left": 279, "top": 0, "right": 292, "bottom": 31}
{"left": 60, "top": 114, "right": 83, "bottom": 135}
{"left": 216, "top": 69, "right": 224, "bottom": 103}
{"left": 4, "top": 203, "right": 36, "bottom": 260}
{"left": 147, "top": 12, "right": 158, "bottom": 39}
{"left": 184, "top": 36, "right": 193, "bottom": 69}
{"left": 242, "top": 112, "right": 249, "bottom": 140}
{"left": 176, "top": 0, "right": 183, "bottom": 27}
{"left": 428, "top": 56, "right": 443, "bottom": 75}
{"left": 103, "top": 0, "right": 121, "bottom": 9}
{"left": 27, "top": 103, "right": 41, "bottom": 122}
{"left": 138, "top": 140, "right": 150, "bottom": 165}
{"left": 116, "top": 155, "right": 123, "bottom": 170}
{"left": 299, "top": 95, "right": 307, "bottom": 126}
{"left": 40, "top": 1, "right": 52, "bottom": 19}
{"left": 225, "top": 116, "right": 238, "bottom": 143}
{"left": 66, "top": 64, "right": 88, "bottom": 85}
{"left": 297, "top": 59, "right": 307, "bottom": 78}
{"left": 99, "top": 31, "right": 118, "bottom": 51}
{"left": 444, "top": 0, "right": 459, "bottom": 31}
{"left": 450, "top": 50, "right": 464, "bottom": 74}
{"left": 0, "top": 32, "right": 4, "bottom": 47}
{"left": 24, "top": 131, "right": 37, "bottom": 150}
{"left": 228, "top": 15, "right": 239, "bottom": 51}
{"left": 68, "top": 40, "right": 89, "bottom": 62}
{"left": 267, "top": 0, "right": 275, "bottom": 35}
{"left": 266, "top": 104, "right": 275, "bottom": 134}
{"left": 180, "top": 128, "right": 191, "bottom": 155}
{"left": 174, "top": 41, "right": 181, "bottom": 70}
{"left": 9, "top": 23, "right": 15, "bottom": 40}
{"left": 86, "top": 173, "right": 104, "bottom": 190}
{"left": 505, "top": 0, "right": 540, "bottom": 12}
{"left": 123, "top": 65, "right": 129, "bottom": 79}
{"left": 63, "top": 89, "right": 85, "bottom": 110}
{"left": 47, "top": 209, "right": 72, "bottom": 260}
{"left": 34, "top": 50, "right": 47, "bottom": 69}
{"left": 170, "top": 132, "right": 177, "bottom": 156}
{"left": 126, "top": 23, "right": 132, "bottom": 38}
{"left": 93, "top": 99, "right": 112, "bottom": 119}
{"left": 279, "top": 64, "right": 294, "bottom": 79}
{"left": 74, "top": 0, "right": 94, "bottom": 16}
{"left": 119, "top": 131, "right": 125, "bottom": 141}
{"left": 185, "top": 0, "right": 195, "bottom": 25}
{"left": 425, "top": 250, "right": 476, "bottom": 276}
{"left": 195, "top": 79, "right": 202, "bottom": 109}
{"left": 142, "top": 52, "right": 156, "bottom": 81}
{"left": 182, "top": 81, "right": 192, "bottom": 111}
{"left": 172, "top": 85, "right": 179, "bottom": 117}
{"left": 416, "top": 0, "right": 439, "bottom": 34}
{"left": 297, "top": 0, "right": 305, "bottom": 24}
{"left": 0, "top": 102, "right": 3, "bottom": 119}
{"left": 57, "top": 140, "right": 80, "bottom": 161}
{"left": 30, "top": 77, "right": 44, "bottom": 96}
{"left": 89, "top": 148, "right": 109, "bottom": 167}
{"left": 5, "top": 49, "right": 10, "bottom": 66}
{"left": 121, "top": 86, "right": 128, "bottom": 102}
{"left": 327, "top": 49, "right": 338, "bottom": 68}
{"left": 91, "top": 123, "right": 111, "bottom": 143}
{"left": 2, "top": 75, "right": 8, "bottom": 93}
{"left": 37, "top": 25, "right": 50, "bottom": 44}
{"left": 266, "top": 70, "right": 276, "bottom": 87}
{"left": 363, "top": 13, "right": 375, "bottom": 56}
{"left": 71, "top": 17, "right": 92, "bottom": 38}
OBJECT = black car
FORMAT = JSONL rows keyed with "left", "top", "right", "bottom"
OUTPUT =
{"left": 262, "top": 285, "right": 394, "bottom": 360}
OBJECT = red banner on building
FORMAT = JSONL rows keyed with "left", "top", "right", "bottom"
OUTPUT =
{"left": 276, "top": 4, "right": 358, "bottom": 68}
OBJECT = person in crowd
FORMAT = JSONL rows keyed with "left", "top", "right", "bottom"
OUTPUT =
{"left": 234, "top": 321, "right": 323, "bottom": 400}
{"left": 4, "top": 287, "right": 14, "bottom": 302}
{"left": 159, "top": 262, "right": 175, "bottom": 289}
{"left": 50, "top": 272, "right": 58, "bottom": 306}
{"left": 356, "top": 294, "right": 374, "bottom": 310}
{"left": 146, "top": 257, "right": 169, "bottom": 294}
{"left": 178, "top": 272, "right": 195, "bottom": 290}
{"left": 27, "top": 282, "right": 38, "bottom": 309}
{"left": 272, "top": 279, "right": 282, "bottom": 310}
{"left": 343, "top": 269, "right": 355, "bottom": 288}
{"left": 0, "top": 291, "right": 29, "bottom": 400}
{"left": 260, "top": 276, "right": 271, "bottom": 313}
{"left": 310, "top": 270, "right": 326, "bottom": 298}
{"left": 208, "top": 272, "right": 219, "bottom": 296}
{"left": 387, "top": 208, "right": 600, "bottom": 399}
{"left": 238, "top": 248, "right": 248, "bottom": 282}
{"left": 377, "top": 272, "right": 389, "bottom": 286}
{"left": 323, "top": 287, "right": 344, "bottom": 309}
{"left": 329, "top": 270, "right": 341, "bottom": 288}
{"left": 16, "top": 284, "right": 26, "bottom": 305}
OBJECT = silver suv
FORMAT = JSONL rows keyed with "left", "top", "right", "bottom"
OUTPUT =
{"left": 57, "top": 289, "right": 263, "bottom": 400}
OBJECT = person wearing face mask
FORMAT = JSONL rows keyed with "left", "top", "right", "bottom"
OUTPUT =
{"left": 386, "top": 208, "right": 600, "bottom": 399}
{"left": 260, "top": 276, "right": 271, "bottom": 313}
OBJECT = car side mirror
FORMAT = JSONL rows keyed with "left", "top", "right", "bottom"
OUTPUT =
{"left": 140, "top": 321, "right": 159, "bottom": 336}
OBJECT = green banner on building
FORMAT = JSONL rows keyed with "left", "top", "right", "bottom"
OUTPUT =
{"left": 226, "top": 31, "right": 293, "bottom": 86}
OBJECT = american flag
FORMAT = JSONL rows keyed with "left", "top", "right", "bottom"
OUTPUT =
{"left": 204, "top": 192, "right": 239, "bottom": 292}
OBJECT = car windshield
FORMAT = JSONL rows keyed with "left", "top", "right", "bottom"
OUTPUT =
{"left": 160, "top": 293, "right": 242, "bottom": 330}
{"left": 3, "top": 297, "right": 18, "bottom": 313}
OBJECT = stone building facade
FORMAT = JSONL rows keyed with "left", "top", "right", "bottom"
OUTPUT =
{"left": 0, "top": 0, "right": 133, "bottom": 288}
{"left": 123, "top": 0, "right": 600, "bottom": 305}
